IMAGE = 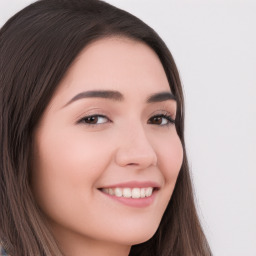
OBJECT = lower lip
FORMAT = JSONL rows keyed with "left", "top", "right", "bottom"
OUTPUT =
{"left": 100, "top": 190, "right": 157, "bottom": 208}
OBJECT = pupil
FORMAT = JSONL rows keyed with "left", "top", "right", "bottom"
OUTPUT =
{"left": 87, "top": 116, "right": 98, "bottom": 124}
{"left": 154, "top": 117, "right": 162, "bottom": 124}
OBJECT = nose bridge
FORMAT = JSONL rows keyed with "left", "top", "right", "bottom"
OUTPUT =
{"left": 115, "top": 120, "right": 157, "bottom": 168}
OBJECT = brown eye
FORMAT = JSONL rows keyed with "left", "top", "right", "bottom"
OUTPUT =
{"left": 150, "top": 116, "right": 163, "bottom": 125}
{"left": 84, "top": 116, "right": 98, "bottom": 124}
{"left": 148, "top": 114, "right": 175, "bottom": 126}
{"left": 80, "top": 115, "right": 109, "bottom": 125}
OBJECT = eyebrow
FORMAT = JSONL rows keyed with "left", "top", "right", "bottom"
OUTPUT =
{"left": 63, "top": 89, "right": 176, "bottom": 107}
{"left": 146, "top": 91, "right": 176, "bottom": 103}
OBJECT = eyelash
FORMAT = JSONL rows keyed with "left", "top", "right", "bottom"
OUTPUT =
{"left": 148, "top": 114, "right": 175, "bottom": 126}
{"left": 78, "top": 113, "right": 175, "bottom": 127}
{"left": 78, "top": 115, "right": 110, "bottom": 126}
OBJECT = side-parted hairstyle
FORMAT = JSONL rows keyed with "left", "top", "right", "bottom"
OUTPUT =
{"left": 0, "top": 0, "right": 212, "bottom": 255}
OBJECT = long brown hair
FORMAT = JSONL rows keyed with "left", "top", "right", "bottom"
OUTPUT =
{"left": 0, "top": 0, "right": 212, "bottom": 255}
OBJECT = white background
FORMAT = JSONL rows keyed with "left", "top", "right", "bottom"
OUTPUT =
{"left": 0, "top": 0, "right": 255, "bottom": 255}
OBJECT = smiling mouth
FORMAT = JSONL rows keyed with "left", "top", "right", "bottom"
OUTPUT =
{"left": 99, "top": 187, "right": 157, "bottom": 199}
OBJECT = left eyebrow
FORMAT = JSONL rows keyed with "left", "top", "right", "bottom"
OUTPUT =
{"left": 146, "top": 92, "right": 176, "bottom": 103}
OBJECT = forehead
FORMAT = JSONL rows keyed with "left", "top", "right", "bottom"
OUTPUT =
{"left": 53, "top": 37, "right": 171, "bottom": 105}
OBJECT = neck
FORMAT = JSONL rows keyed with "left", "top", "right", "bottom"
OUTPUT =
{"left": 62, "top": 239, "right": 131, "bottom": 256}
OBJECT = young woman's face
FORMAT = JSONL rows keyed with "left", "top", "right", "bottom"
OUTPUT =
{"left": 32, "top": 37, "right": 183, "bottom": 255}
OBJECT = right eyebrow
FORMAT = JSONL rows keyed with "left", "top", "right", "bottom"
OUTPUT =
{"left": 63, "top": 90, "right": 124, "bottom": 108}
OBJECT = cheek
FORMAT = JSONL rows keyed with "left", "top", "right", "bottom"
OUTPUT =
{"left": 157, "top": 133, "right": 183, "bottom": 184}
{"left": 34, "top": 128, "right": 111, "bottom": 180}
{"left": 31, "top": 128, "right": 113, "bottom": 215}
{"left": 154, "top": 133, "right": 183, "bottom": 220}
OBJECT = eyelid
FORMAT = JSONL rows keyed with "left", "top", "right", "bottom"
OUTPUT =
{"left": 149, "top": 109, "right": 176, "bottom": 119}
{"left": 77, "top": 114, "right": 111, "bottom": 126}
{"left": 75, "top": 106, "right": 111, "bottom": 121}
{"left": 148, "top": 110, "right": 176, "bottom": 126}
{"left": 148, "top": 114, "right": 175, "bottom": 125}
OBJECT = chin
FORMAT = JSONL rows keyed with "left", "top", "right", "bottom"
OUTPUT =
{"left": 111, "top": 224, "right": 158, "bottom": 246}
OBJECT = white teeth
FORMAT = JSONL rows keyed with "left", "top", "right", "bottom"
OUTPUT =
{"left": 108, "top": 188, "right": 114, "bottom": 195}
{"left": 132, "top": 188, "right": 140, "bottom": 198}
{"left": 140, "top": 188, "right": 146, "bottom": 198}
{"left": 114, "top": 188, "right": 122, "bottom": 197}
{"left": 145, "top": 187, "right": 153, "bottom": 197}
{"left": 101, "top": 187, "right": 154, "bottom": 198}
{"left": 123, "top": 188, "right": 132, "bottom": 198}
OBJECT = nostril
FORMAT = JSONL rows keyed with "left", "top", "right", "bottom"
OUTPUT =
{"left": 127, "top": 163, "right": 138, "bottom": 166}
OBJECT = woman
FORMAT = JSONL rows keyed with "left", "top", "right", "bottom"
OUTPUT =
{"left": 0, "top": 0, "right": 212, "bottom": 255}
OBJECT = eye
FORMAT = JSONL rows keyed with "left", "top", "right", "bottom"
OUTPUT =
{"left": 78, "top": 115, "right": 110, "bottom": 125}
{"left": 148, "top": 114, "right": 175, "bottom": 126}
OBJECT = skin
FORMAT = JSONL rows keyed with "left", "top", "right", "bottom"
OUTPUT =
{"left": 31, "top": 37, "right": 183, "bottom": 256}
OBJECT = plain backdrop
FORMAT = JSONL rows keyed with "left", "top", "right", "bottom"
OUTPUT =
{"left": 0, "top": 1, "right": 255, "bottom": 255}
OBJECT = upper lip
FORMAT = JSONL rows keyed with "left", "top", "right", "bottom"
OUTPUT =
{"left": 99, "top": 181, "right": 161, "bottom": 189}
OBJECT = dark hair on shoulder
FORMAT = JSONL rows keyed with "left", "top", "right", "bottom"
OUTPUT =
{"left": 0, "top": 0, "right": 212, "bottom": 255}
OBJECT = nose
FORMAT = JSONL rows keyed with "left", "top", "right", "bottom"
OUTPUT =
{"left": 114, "top": 124, "right": 157, "bottom": 169}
